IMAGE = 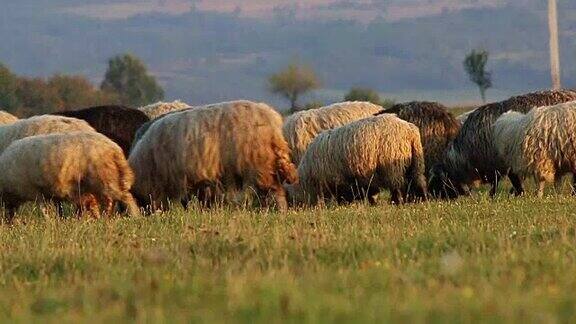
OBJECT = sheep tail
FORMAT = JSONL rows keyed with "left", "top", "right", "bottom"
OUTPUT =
{"left": 114, "top": 151, "right": 135, "bottom": 192}
{"left": 406, "top": 136, "right": 428, "bottom": 199}
{"left": 274, "top": 142, "right": 298, "bottom": 185}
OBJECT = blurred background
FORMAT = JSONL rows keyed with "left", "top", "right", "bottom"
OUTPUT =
{"left": 0, "top": 0, "right": 573, "bottom": 112}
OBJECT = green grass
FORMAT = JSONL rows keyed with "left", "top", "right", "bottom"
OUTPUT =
{"left": 1, "top": 193, "right": 576, "bottom": 322}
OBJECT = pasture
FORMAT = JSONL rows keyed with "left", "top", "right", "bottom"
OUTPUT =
{"left": 1, "top": 190, "right": 576, "bottom": 322}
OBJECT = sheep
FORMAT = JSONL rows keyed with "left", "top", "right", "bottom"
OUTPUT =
{"left": 493, "top": 101, "right": 576, "bottom": 197}
{"left": 286, "top": 114, "right": 427, "bottom": 206}
{"left": 138, "top": 100, "right": 191, "bottom": 119}
{"left": 429, "top": 89, "right": 576, "bottom": 199}
{"left": 131, "top": 106, "right": 193, "bottom": 151}
{"left": 0, "top": 115, "right": 96, "bottom": 154}
{"left": 54, "top": 105, "right": 150, "bottom": 156}
{"left": 0, "top": 111, "right": 18, "bottom": 125}
{"left": 375, "top": 101, "right": 460, "bottom": 175}
{"left": 129, "top": 100, "right": 298, "bottom": 211}
{"left": 282, "top": 101, "right": 384, "bottom": 164}
{"left": 0, "top": 132, "right": 139, "bottom": 223}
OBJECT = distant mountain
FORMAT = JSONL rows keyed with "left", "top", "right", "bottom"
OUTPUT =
{"left": 0, "top": 0, "right": 574, "bottom": 108}
{"left": 53, "top": 0, "right": 513, "bottom": 21}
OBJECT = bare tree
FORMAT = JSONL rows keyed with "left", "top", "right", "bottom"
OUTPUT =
{"left": 548, "top": 0, "right": 561, "bottom": 89}
{"left": 464, "top": 49, "right": 492, "bottom": 104}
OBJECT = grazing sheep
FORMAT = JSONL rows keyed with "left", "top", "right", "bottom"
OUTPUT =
{"left": 131, "top": 106, "right": 193, "bottom": 151}
{"left": 54, "top": 105, "right": 150, "bottom": 156}
{"left": 129, "top": 100, "right": 298, "bottom": 211}
{"left": 429, "top": 89, "right": 576, "bottom": 199}
{"left": 283, "top": 101, "right": 384, "bottom": 164}
{"left": 493, "top": 102, "right": 576, "bottom": 197}
{"left": 0, "top": 115, "right": 95, "bottom": 154}
{"left": 0, "top": 132, "right": 139, "bottom": 222}
{"left": 375, "top": 101, "right": 460, "bottom": 174}
{"left": 286, "top": 114, "right": 427, "bottom": 206}
{"left": 0, "top": 111, "right": 18, "bottom": 125}
{"left": 138, "top": 100, "right": 191, "bottom": 119}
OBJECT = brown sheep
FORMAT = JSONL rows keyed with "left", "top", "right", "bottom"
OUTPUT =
{"left": 375, "top": 101, "right": 460, "bottom": 175}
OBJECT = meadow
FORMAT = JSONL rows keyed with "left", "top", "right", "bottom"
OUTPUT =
{"left": 1, "top": 187, "right": 576, "bottom": 323}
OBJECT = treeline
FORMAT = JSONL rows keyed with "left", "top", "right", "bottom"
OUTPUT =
{"left": 267, "top": 61, "right": 395, "bottom": 112}
{"left": 0, "top": 54, "right": 164, "bottom": 117}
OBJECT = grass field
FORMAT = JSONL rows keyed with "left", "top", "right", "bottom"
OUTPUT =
{"left": 1, "top": 189, "right": 576, "bottom": 323}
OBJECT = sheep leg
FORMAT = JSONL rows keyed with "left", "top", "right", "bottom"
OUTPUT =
{"left": 508, "top": 173, "right": 524, "bottom": 196}
{"left": 54, "top": 200, "right": 65, "bottom": 219}
{"left": 3, "top": 205, "right": 17, "bottom": 225}
{"left": 272, "top": 186, "right": 289, "bottom": 212}
{"left": 554, "top": 175, "right": 563, "bottom": 194}
{"left": 365, "top": 186, "right": 380, "bottom": 206}
{"left": 256, "top": 185, "right": 289, "bottom": 211}
{"left": 196, "top": 182, "right": 218, "bottom": 208}
{"left": 120, "top": 193, "right": 140, "bottom": 217}
{"left": 89, "top": 203, "right": 101, "bottom": 220}
{"left": 91, "top": 204, "right": 101, "bottom": 220}
{"left": 537, "top": 181, "right": 546, "bottom": 198}
{"left": 457, "top": 184, "right": 471, "bottom": 196}
{"left": 149, "top": 198, "right": 167, "bottom": 213}
{"left": 533, "top": 173, "right": 548, "bottom": 198}
{"left": 78, "top": 194, "right": 101, "bottom": 219}
{"left": 390, "top": 189, "right": 404, "bottom": 205}
{"left": 489, "top": 174, "right": 500, "bottom": 198}
{"left": 2, "top": 195, "right": 21, "bottom": 224}
{"left": 572, "top": 174, "right": 576, "bottom": 195}
{"left": 368, "top": 194, "right": 378, "bottom": 206}
{"left": 180, "top": 196, "right": 190, "bottom": 209}
{"left": 102, "top": 196, "right": 115, "bottom": 217}
{"left": 335, "top": 187, "right": 355, "bottom": 205}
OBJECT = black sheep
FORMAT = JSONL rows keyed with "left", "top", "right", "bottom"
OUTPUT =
{"left": 54, "top": 105, "right": 150, "bottom": 156}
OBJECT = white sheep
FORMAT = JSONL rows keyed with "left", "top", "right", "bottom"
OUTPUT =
{"left": 0, "top": 132, "right": 139, "bottom": 222}
{"left": 0, "top": 111, "right": 18, "bottom": 125}
{"left": 286, "top": 114, "right": 427, "bottom": 206}
{"left": 0, "top": 115, "right": 96, "bottom": 153}
{"left": 493, "top": 101, "right": 576, "bottom": 197}
{"left": 282, "top": 101, "right": 383, "bottom": 164}
{"left": 138, "top": 100, "right": 191, "bottom": 119}
{"left": 129, "top": 100, "right": 298, "bottom": 211}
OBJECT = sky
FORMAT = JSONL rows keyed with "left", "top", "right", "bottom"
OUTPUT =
{"left": 61, "top": 0, "right": 507, "bottom": 21}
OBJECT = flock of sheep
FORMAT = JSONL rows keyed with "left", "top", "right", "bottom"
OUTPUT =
{"left": 0, "top": 89, "right": 576, "bottom": 222}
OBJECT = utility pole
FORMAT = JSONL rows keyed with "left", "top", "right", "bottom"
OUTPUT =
{"left": 548, "top": 0, "right": 561, "bottom": 89}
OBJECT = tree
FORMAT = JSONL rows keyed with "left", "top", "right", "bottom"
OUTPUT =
{"left": 268, "top": 62, "right": 320, "bottom": 112}
{"left": 49, "top": 74, "right": 118, "bottom": 111}
{"left": 0, "top": 63, "right": 20, "bottom": 112}
{"left": 344, "top": 87, "right": 381, "bottom": 105}
{"left": 16, "top": 78, "right": 62, "bottom": 115}
{"left": 100, "top": 54, "right": 164, "bottom": 107}
{"left": 548, "top": 0, "right": 561, "bottom": 89}
{"left": 464, "top": 49, "right": 492, "bottom": 103}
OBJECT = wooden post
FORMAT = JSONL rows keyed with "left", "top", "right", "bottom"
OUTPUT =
{"left": 548, "top": 0, "right": 561, "bottom": 89}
